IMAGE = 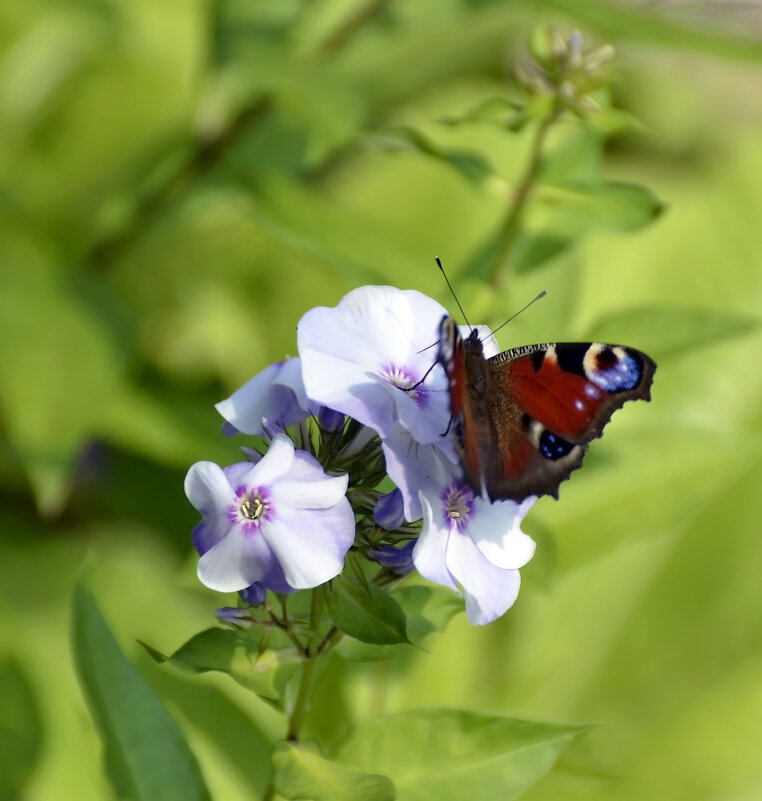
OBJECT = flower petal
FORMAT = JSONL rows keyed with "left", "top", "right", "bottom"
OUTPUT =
{"left": 298, "top": 286, "right": 448, "bottom": 438}
{"left": 269, "top": 473, "right": 349, "bottom": 510}
{"left": 413, "top": 493, "right": 459, "bottom": 592}
{"left": 197, "top": 528, "right": 279, "bottom": 593}
{"left": 469, "top": 496, "right": 537, "bottom": 570}
{"left": 445, "top": 529, "right": 521, "bottom": 625}
{"left": 382, "top": 424, "right": 458, "bottom": 521}
{"left": 374, "top": 489, "right": 405, "bottom": 530}
{"left": 244, "top": 433, "right": 295, "bottom": 485}
{"left": 185, "top": 461, "right": 232, "bottom": 515}
{"left": 215, "top": 358, "right": 310, "bottom": 436}
{"left": 262, "top": 500, "right": 354, "bottom": 589}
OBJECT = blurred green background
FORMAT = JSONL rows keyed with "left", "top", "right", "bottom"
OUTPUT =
{"left": 2, "top": 1, "right": 762, "bottom": 799}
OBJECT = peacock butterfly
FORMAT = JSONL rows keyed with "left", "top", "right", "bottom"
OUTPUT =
{"left": 437, "top": 316, "right": 656, "bottom": 500}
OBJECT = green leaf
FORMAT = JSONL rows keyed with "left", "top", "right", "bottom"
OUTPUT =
{"left": 334, "top": 709, "right": 591, "bottom": 801}
{"left": 140, "top": 628, "right": 301, "bottom": 707}
{"left": 439, "top": 96, "right": 526, "bottom": 128}
{"left": 395, "top": 585, "right": 464, "bottom": 643}
{"left": 326, "top": 576, "right": 410, "bottom": 645}
{"left": 0, "top": 658, "right": 42, "bottom": 801}
{"left": 0, "top": 246, "right": 126, "bottom": 516}
{"left": 509, "top": 233, "right": 574, "bottom": 274}
{"left": 272, "top": 741, "right": 395, "bottom": 801}
{"left": 583, "top": 107, "right": 647, "bottom": 137}
{"left": 373, "top": 126, "right": 494, "bottom": 183}
{"left": 539, "top": 180, "right": 664, "bottom": 232}
{"left": 587, "top": 305, "right": 761, "bottom": 361}
{"left": 71, "top": 578, "right": 211, "bottom": 801}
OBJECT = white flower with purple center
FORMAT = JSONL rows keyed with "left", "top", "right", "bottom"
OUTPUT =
{"left": 216, "top": 357, "right": 312, "bottom": 437}
{"left": 297, "top": 286, "right": 452, "bottom": 444}
{"left": 379, "top": 320, "right": 499, "bottom": 521}
{"left": 414, "top": 480, "right": 537, "bottom": 625}
{"left": 186, "top": 434, "right": 354, "bottom": 593}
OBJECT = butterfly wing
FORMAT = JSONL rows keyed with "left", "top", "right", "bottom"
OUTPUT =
{"left": 474, "top": 342, "right": 656, "bottom": 500}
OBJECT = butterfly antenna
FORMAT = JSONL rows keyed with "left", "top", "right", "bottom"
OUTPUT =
{"left": 435, "top": 257, "right": 471, "bottom": 330}
{"left": 489, "top": 291, "right": 547, "bottom": 339}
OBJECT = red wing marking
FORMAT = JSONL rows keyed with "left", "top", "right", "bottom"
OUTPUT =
{"left": 502, "top": 429, "right": 536, "bottom": 479}
{"left": 507, "top": 356, "right": 604, "bottom": 440}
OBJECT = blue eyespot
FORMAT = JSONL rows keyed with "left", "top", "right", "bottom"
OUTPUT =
{"left": 593, "top": 349, "right": 641, "bottom": 391}
{"left": 539, "top": 430, "right": 574, "bottom": 461}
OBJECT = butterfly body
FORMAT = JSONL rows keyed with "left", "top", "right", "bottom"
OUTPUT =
{"left": 437, "top": 317, "right": 656, "bottom": 501}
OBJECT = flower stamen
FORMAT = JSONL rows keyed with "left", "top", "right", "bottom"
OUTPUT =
{"left": 240, "top": 496, "right": 265, "bottom": 520}
{"left": 443, "top": 482, "right": 474, "bottom": 531}
{"left": 381, "top": 364, "right": 423, "bottom": 403}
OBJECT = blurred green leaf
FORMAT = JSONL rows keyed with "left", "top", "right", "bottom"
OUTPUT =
{"left": 510, "top": 232, "right": 574, "bottom": 274}
{"left": 326, "top": 576, "right": 410, "bottom": 645}
{"left": 239, "top": 177, "right": 393, "bottom": 284}
{"left": 71, "top": 578, "right": 211, "bottom": 801}
{"left": 272, "top": 740, "right": 396, "bottom": 801}
{"left": 395, "top": 585, "right": 464, "bottom": 643}
{"left": 0, "top": 657, "right": 42, "bottom": 801}
{"left": 583, "top": 107, "right": 647, "bottom": 137}
{"left": 334, "top": 709, "right": 591, "bottom": 801}
{"left": 0, "top": 245, "right": 126, "bottom": 516}
{"left": 373, "top": 126, "right": 495, "bottom": 183}
{"left": 587, "top": 305, "right": 761, "bottom": 361}
{"left": 333, "top": 639, "right": 397, "bottom": 662}
{"left": 538, "top": 180, "right": 664, "bottom": 231}
{"left": 140, "top": 628, "right": 301, "bottom": 707}
{"left": 439, "top": 96, "right": 526, "bottom": 128}
{"left": 141, "top": 657, "right": 274, "bottom": 798}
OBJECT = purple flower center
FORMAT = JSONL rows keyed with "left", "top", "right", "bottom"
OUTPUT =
{"left": 442, "top": 481, "right": 474, "bottom": 532}
{"left": 229, "top": 485, "right": 271, "bottom": 533}
{"left": 380, "top": 363, "right": 426, "bottom": 405}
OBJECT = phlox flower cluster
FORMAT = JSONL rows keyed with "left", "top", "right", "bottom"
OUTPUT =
{"left": 185, "top": 286, "right": 537, "bottom": 625}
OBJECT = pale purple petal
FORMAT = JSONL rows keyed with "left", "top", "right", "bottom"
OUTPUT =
{"left": 263, "top": 501, "right": 355, "bottom": 589}
{"left": 413, "top": 493, "right": 459, "bottom": 592}
{"left": 239, "top": 582, "right": 267, "bottom": 606}
{"left": 215, "top": 358, "right": 311, "bottom": 436}
{"left": 197, "top": 525, "right": 281, "bottom": 592}
{"left": 269, "top": 473, "right": 349, "bottom": 510}
{"left": 374, "top": 489, "right": 405, "bottom": 530}
{"left": 367, "top": 540, "right": 416, "bottom": 575}
{"left": 370, "top": 371, "right": 451, "bottom": 446}
{"left": 185, "top": 461, "right": 232, "bottom": 515}
{"left": 243, "top": 433, "right": 295, "bottom": 485}
{"left": 186, "top": 461, "right": 236, "bottom": 554}
{"left": 317, "top": 406, "right": 346, "bottom": 433}
{"left": 469, "top": 496, "right": 537, "bottom": 570}
{"left": 445, "top": 529, "right": 521, "bottom": 625}
{"left": 276, "top": 357, "right": 311, "bottom": 408}
{"left": 298, "top": 286, "right": 449, "bottom": 438}
{"left": 382, "top": 423, "right": 459, "bottom": 521}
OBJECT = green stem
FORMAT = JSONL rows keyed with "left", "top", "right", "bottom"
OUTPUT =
{"left": 285, "top": 586, "right": 324, "bottom": 742}
{"left": 318, "top": 0, "right": 391, "bottom": 52}
{"left": 489, "top": 111, "right": 556, "bottom": 288}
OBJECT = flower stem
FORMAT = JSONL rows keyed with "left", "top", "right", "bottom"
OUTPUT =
{"left": 285, "top": 586, "right": 324, "bottom": 742}
{"left": 489, "top": 111, "right": 557, "bottom": 288}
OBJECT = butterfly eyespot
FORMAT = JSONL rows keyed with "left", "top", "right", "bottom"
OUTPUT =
{"left": 584, "top": 344, "right": 641, "bottom": 392}
{"left": 595, "top": 346, "right": 618, "bottom": 369}
{"left": 539, "top": 430, "right": 575, "bottom": 461}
